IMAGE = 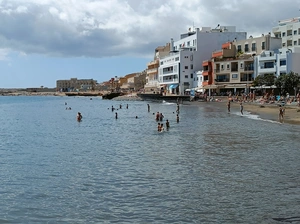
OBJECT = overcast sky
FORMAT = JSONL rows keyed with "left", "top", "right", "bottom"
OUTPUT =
{"left": 0, "top": 0, "right": 299, "bottom": 88}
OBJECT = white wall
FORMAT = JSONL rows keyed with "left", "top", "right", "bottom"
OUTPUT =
{"left": 287, "top": 53, "right": 300, "bottom": 74}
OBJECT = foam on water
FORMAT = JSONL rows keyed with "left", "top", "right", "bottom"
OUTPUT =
{"left": 162, "top": 100, "right": 175, "bottom": 105}
{"left": 232, "top": 110, "right": 282, "bottom": 124}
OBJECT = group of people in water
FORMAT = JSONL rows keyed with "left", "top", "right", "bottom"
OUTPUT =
{"left": 154, "top": 103, "right": 180, "bottom": 132}
{"left": 72, "top": 100, "right": 182, "bottom": 129}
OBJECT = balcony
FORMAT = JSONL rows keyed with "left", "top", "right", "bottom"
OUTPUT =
{"left": 147, "top": 60, "right": 159, "bottom": 66}
{"left": 240, "top": 77, "right": 254, "bottom": 82}
{"left": 215, "top": 78, "right": 229, "bottom": 82}
{"left": 147, "top": 68, "right": 158, "bottom": 75}
{"left": 222, "top": 42, "right": 231, "bottom": 49}
{"left": 161, "top": 78, "right": 179, "bottom": 84}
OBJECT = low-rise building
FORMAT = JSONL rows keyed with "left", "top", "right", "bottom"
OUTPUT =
{"left": 56, "top": 78, "right": 97, "bottom": 92}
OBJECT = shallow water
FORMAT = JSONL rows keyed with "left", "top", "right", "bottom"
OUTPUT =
{"left": 0, "top": 96, "right": 300, "bottom": 223}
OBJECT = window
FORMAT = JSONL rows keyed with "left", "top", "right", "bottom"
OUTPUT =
{"left": 160, "top": 61, "right": 164, "bottom": 65}
{"left": 185, "top": 66, "right": 188, "bottom": 69}
{"left": 283, "top": 43, "right": 286, "bottom": 47}
{"left": 237, "top": 45, "right": 242, "bottom": 52}
{"left": 232, "top": 74, "right": 238, "bottom": 79}
{"left": 190, "top": 64, "right": 193, "bottom": 69}
{"left": 252, "top": 43, "right": 256, "bottom": 51}
{"left": 185, "top": 75, "right": 188, "bottom": 78}
{"left": 187, "top": 41, "right": 190, "bottom": 46}
{"left": 264, "top": 62, "right": 274, "bottom": 68}
{"left": 280, "top": 60, "right": 286, "bottom": 66}
{"left": 294, "top": 41, "right": 297, "bottom": 45}
{"left": 240, "top": 63, "right": 243, "bottom": 68}
{"left": 245, "top": 44, "right": 249, "bottom": 52}
{"left": 227, "top": 64, "right": 230, "bottom": 70}
{"left": 221, "top": 65, "right": 224, "bottom": 70}
{"left": 294, "top": 30, "right": 297, "bottom": 35}
{"left": 175, "top": 57, "right": 179, "bottom": 61}
{"left": 262, "top": 42, "right": 265, "bottom": 50}
{"left": 282, "top": 32, "right": 286, "bottom": 37}
{"left": 190, "top": 73, "right": 193, "bottom": 79}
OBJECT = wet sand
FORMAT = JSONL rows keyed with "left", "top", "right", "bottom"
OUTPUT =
{"left": 201, "top": 100, "right": 300, "bottom": 125}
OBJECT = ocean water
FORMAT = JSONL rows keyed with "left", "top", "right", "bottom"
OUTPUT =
{"left": 0, "top": 96, "right": 300, "bottom": 223}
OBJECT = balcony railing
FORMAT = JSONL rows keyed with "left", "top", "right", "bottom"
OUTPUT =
{"left": 215, "top": 78, "right": 229, "bottom": 82}
{"left": 162, "top": 70, "right": 174, "bottom": 75}
{"left": 161, "top": 78, "right": 179, "bottom": 83}
{"left": 240, "top": 78, "right": 254, "bottom": 82}
{"left": 147, "top": 68, "right": 158, "bottom": 74}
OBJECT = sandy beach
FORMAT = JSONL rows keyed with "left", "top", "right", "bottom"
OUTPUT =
{"left": 205, "top": 100, "right": 300, "bottom": 125}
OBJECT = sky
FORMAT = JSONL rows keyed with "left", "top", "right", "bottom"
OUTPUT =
{"left": 0, "top": 0, "right": 300, "bottom": 88}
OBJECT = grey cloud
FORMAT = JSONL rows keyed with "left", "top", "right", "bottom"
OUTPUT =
{"left": 0, "top": 0, "right": 299, "bottom": 58}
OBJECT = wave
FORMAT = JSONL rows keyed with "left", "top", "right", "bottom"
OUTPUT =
{"left": 233, "top": 111, "right": 282, "bottom": 124}
{"left": 162, "top": 100, "right": 176, "bottom": 105}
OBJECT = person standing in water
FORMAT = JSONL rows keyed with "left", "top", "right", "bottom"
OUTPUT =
{"left": 77, "top": 112, "right": 82, "bottom": 121}
{"left": 166, "top": 119, "right": 170, "bottom": 130}
{"left": 176, "top": 103, "right": 180, "bottom": 113}
{"left": 115, "top": 112, "right": 118, "bottom": 119}
{"left": 227, "top": 100, "right": 231, "bottom": 113}
{"left": 147, "top": 104, "right": 150, "bottom": 112}
{"left": 176, "top": 114, "right": 179, "bottom": 123}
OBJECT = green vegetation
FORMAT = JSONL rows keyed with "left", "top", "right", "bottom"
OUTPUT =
{"left": 252, "top": 73, "right": 276, "bottom": 87}
{"left": 252, "top": 71, "right": 300, "bottom": 95}
{"left": 275, "top": 71, "right": 300, "bottom": 95}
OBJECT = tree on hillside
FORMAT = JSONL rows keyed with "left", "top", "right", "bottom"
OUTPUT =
{"left": 275, "top": 71, "right": 300, "bottom": 95}
{"left": 252, "top": 73, "right": 276, "bottom": 87}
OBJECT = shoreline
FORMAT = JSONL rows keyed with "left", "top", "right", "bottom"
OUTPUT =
{"left": 192, "top": 100, "right": 300, "bottom": 126}
{"left": 3, "top": 92, "right": 300, "bottom": 125}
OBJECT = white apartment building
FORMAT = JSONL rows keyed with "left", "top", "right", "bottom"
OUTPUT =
{"left": 254, "top": 50, "right": 287, "bottom": 77}
{"left": 158, "top": 26, "right": 247, "bottom": 95}
{"left": 272, "top": 17, "right": 300, "bottom": 48}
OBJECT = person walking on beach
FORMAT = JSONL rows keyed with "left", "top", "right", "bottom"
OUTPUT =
{"left": 115, "top": 112, "right": 118, "bottom": 119}
{"left": 240, "top": 102, "right": 244, "bottom": 115}
{"left": 279, "top": 105, "right": 285, "bottom": 123}
{"left": 147, "top": 104, "right": 150, "bottom": 112}
{"left": 227, "top": 100, "right": 231, "bottom": 113}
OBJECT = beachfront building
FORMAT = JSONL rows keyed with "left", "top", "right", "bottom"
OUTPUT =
{"left": 272, "top": 17, "right": 300, "bottom": 48}
{"left": 158, "top": 26, "right": 247, "bottom": 95}
{"left": 56, "top": 78, "right": 97, "bottom": 92}
{"left": 120, "top": 71, "right": 146, "bottom": 91}
{"left": 202, "top": 34, "right": 282, "bottom": 95}
{"left": 271, "top": 17, "right": 300, "bottom": 75}
{"left": 144, "top": 43, "right": 170, "bottom": 93}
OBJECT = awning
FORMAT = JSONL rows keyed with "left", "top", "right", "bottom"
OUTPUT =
{"left": 250, "top": 85, "right": 277, "bottom": 89}
{"left": 169, "top": 84, "right": 178, "bottom": 89}
{"left": 224, "top": 84, "right": 247, "bottom": 89}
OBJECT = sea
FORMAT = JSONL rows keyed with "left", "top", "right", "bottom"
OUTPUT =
{"left": 0, "top": 96, "right": 300, "bottom": 224}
